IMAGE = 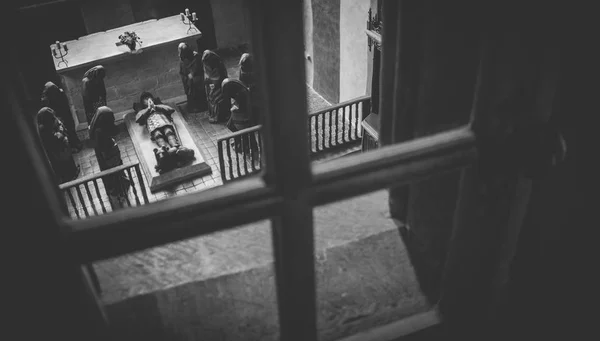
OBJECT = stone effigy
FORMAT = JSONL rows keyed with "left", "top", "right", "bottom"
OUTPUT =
{"left": 134, "top": 92, "right": 195, "bottom": 173}
{"left": 126, "top": 94, "right": 211, "bottom": 193}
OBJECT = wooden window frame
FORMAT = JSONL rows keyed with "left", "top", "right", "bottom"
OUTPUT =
{"left": 7, "top": 0, "right": 554, "bottom": 340}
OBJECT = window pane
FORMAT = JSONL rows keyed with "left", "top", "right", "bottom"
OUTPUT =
{"left": 20, "top": 1, "right": 271, "bottom": 220}
{"left": 90, "top": 220, "right": 280, "bottom": 340}
{"left": 301, "top": 1, "right": 478, "bottom": 167}
{"left": 312, "top": 178, "right": 460, "bottom": 340}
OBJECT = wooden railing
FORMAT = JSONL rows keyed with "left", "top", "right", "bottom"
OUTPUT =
{"left": 309, "top": 95, "right": 368, "bottom": 156}
{"left": 217, "top": 96, "right": 370, "bottom": 183}
{"left": 59, "top": 162, "right": 150, "bottom": 220}
{"left": 217, "top": 126, "right": 264, "bottom": 183}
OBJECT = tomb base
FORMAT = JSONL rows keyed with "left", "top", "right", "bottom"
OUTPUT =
{"left": 125, "top": 104, "right": 212, "bottom": 193}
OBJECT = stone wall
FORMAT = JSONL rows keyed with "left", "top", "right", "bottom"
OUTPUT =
{"left": 210, "top": 0, "right": 251, "bottom": 50}
{"left": 60, "top": 38, "right": 196, "bottom": 129}
{"left": 304, "top": 0, "right": 370, "bottom": 103}
{"left": 80, "top": 0, "right": 136, "bottom": 34}
{"left": 312, "top": 0, "right": 340, "bottom": 104}
{"left": 339, "top": 0, "right": 370, "bottom": 102}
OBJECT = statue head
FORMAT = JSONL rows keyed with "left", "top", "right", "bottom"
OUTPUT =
{"left": 140, "top": 91, "right": 156, "bottom": 109}
{"left": 239, "top": 53, "right": 253, "bottom": 72}
{"left": 36, "top": 107, "right": 58, "bottom": 132}
{"left": 83, "top": 65, "right": 106, "bottom": 82}
{"left": 178, "top": 42, "right": 194, "bottom": 61}
{"left": 202, "top": 50, "right": 226, "bottom": 81}
{"left": 222, "top": 78, "right": 250, "bottom": 112}
{"left": 238, "top": 53, "right": 254, "bottom": 86}
{"left": 41, "top": 81, "right": 63, "bottom": 102}
{"left": 89, "top": 106, "right": 117, "bottom": 140}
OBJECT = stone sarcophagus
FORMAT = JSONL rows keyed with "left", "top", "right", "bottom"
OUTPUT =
{"left": 51, "top": 15, "right": 201, "bottom": 131}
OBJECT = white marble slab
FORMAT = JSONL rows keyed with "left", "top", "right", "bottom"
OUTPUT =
{"left": 51, "top": 15, "right": 202, "bottom": 73}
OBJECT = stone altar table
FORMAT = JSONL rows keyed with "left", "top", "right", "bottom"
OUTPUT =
{"left": 51, "top": 15, "right": 202, "bottom": 131}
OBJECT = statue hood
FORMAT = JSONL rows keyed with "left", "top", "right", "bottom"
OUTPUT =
{"left": 36, "top": 107, "right": 58, "bottom": 136}
{"left": 202, "top": 50, "right": 227, "bottom": 80}
{"left": 83, "top": 65, "right": 106, "bottom": 81}
{"left": 41, "top": 81, "right": 63, "bottom": 100}
{"left": 89, "top": 106, "right": 116, "bottom": 140}
{"left": 178, "top": 43, "right": 195, "bottom": 61}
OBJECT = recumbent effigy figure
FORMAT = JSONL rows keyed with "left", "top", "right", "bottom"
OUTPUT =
{"left": 135, "top": 92, "right": 195, "bottom": 173}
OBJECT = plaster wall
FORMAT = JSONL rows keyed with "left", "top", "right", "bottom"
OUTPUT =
{"left": 303, "top": 0, "right": 314, "bottom": 88}
{"left": 339, "top": 0, "right": 370, "bottom": 102}
{"left": 311, "top": 0, "right": 340, "bottom": 104}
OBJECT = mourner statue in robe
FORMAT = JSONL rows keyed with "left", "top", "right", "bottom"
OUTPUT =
{"left": 82, "top": 65, "right": 107, "bottom": 124}
{"left": 41, "top": 81, "right": 83, "bottom": 152}
{"left": 178, "top": 42, "right": 207, "bottom": 112}
{"left": 222, "top": 78, "right": 259, "bottom": 157}
{"left": 202, "top": 50, "right": 230, "bottom": 123}
{"left": 135, "top": 92, "right": 195, "bottom": 173}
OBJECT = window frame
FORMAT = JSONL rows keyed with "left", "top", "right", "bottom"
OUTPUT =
{"left": 7, "top": 0, "right": 550, "bottom": 340}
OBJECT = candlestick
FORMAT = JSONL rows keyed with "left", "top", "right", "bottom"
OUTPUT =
{"left": 181, "top": 8, "right": 199, "bottom": 34}
{"left": 52, "top": 40, "right": 69, "bottom": 68}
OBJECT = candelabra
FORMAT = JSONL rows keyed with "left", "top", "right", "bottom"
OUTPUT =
{"left": 180, "top": 8, "right": 199, "bottom": 34}
{"left": 366, "top": 8, "right": 382, "bottom": 52}
{"left": 52, "top": 40, "right": 69, "bottom": 68}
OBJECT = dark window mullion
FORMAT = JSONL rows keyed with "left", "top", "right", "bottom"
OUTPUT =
{"left": 66, "top": 177, "right": 279, "bottom": 264}
{"left": 249, "top": 1, "right": 317, "bottom": 340}
{"left": 310, "top": 126, "right": 477, "bottom": 206}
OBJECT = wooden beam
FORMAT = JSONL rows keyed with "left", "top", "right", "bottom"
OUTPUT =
{"left": 65, "top": 177, "right": 281, "bottom": 263}
{"left": 311, "top": 126, "right": 477, "bottom": 206}
{"left": 250, "top": 0, "right": 318, "bottom": 340}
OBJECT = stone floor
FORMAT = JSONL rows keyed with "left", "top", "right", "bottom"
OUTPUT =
{"left": 98, "top": 190, "right": 431, "bottom": 341}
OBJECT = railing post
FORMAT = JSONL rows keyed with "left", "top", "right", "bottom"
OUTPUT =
{"left": 134, "top": 164, "right": 150, "bottom": 204}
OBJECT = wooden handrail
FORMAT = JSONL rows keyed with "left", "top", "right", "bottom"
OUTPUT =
{"left": 308, "top": 95, "right": 371, "bottom": 118}
{"left": 59, "top": 162, "right": 139, "bottom": 190}
{"left": 216, "top": 125, "right": 263, "bottom": 142}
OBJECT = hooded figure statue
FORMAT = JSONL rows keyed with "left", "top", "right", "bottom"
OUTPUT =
{"left": 41, "top": 81, "right": 82, "bottom": 152}
{"left": 202, "top": 50, "right": 229, "bottom": 123}
{"left": 35, "top": 107, "right": 80, "bottom": 183}
{"left": 82, "top": 65, "right": 107, "bottom": 124}
{"left": 238, "top": 53, "right": 261, "bottom": 125}
{"left": 238, "top": 53, "right": 254, "bottom": 87}
{"left": 89, "top": 106, "right": 131, "bottom": 205}
{"left": 178, "top": 42, "right": 207, "bottom": 112}
{"left": 222, "top": 78, "right": 260, "bottom": 158}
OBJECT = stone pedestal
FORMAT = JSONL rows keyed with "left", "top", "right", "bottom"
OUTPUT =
{"left": 51, "top": 15, "right": 202, "bottom": 131}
